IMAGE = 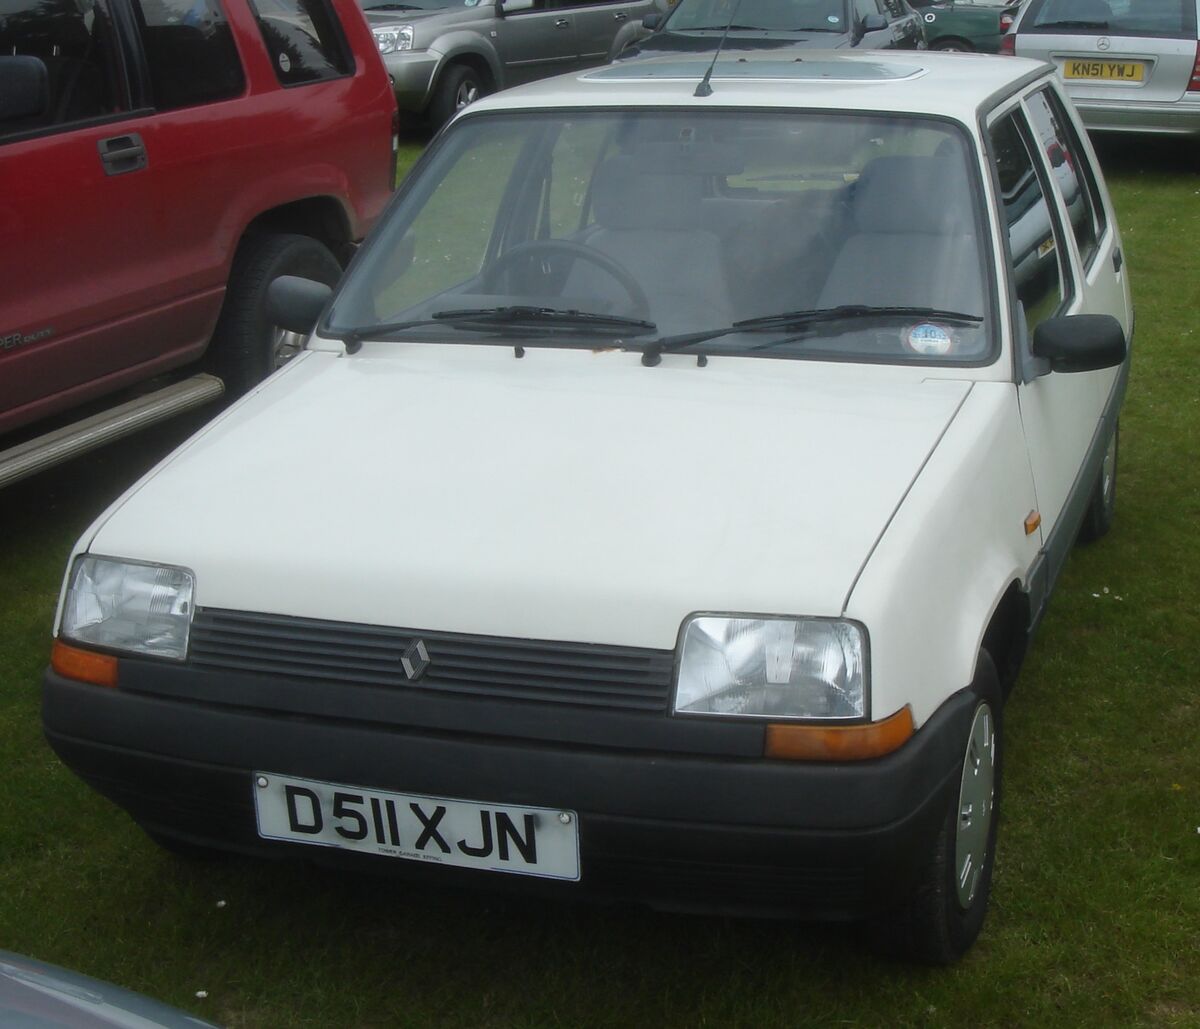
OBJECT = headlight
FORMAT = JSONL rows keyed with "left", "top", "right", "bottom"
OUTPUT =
{"left": 372, "top": 24, "right": 413, "bottom": 54}
{"left": 674, "top": 616, "right": 867, "bottom": 720}
{"left": 60, "top": 556, "right": 195, "bottom": 661}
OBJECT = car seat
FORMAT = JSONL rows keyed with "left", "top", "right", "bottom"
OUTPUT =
{"left": 817, "top": 154, "right": 985, "bottom": 317}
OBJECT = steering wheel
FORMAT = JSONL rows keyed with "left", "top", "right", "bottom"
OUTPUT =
{"left": 480, "top": 240, "right": 652, "bottom": 320}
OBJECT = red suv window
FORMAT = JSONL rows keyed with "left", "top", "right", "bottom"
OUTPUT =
{"left": 247, "top": 0, "right": 354, "bottom": 86}
{"left": 129, "top": 0, "right": 245, "bottom": 110}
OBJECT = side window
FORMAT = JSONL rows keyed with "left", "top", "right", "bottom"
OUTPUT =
{"left": 130, "top": 0, "right": 245, "bottom": 111}
{"left": 854, "top": 0, "right": 878, "bottom": 19}
{"left": 1025, "top": 87, "right": 1107, "bottom": 268}
{"left": 989, "top": 110, "right": 1066, "bottom": 338}
{"left": 248, "top": 0, "right": 353, "bottom": 86}
{"left": 881, "top": 0, "right": 905, "bottom": 17}
{"left": 0, "top": 0, "right": 128, "bottom": 139}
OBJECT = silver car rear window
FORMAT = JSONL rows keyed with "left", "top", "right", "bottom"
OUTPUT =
{"left": 1023, "top": 0, "right": 1197, "bottom": 39}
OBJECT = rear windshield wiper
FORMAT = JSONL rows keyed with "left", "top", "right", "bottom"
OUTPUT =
{"left": 638, "top": 305, "right": 983, "bottom": 364}
{"left": 338, "top": 306, "right": 656, "bottom": 353}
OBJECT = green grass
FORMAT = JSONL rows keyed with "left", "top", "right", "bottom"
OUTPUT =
{"left": 1, "top": 136, "right": 1197, "bottom": 1028}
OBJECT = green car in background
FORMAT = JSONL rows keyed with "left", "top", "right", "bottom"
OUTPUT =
{"left": 907, "top": 0, "right": 1020, "bottom": 51}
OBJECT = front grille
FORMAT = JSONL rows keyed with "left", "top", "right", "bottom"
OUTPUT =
{"left": 189, "top": 609, "right": 674, "bottom": 712}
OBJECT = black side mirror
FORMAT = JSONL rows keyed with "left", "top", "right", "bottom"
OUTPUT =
{"left": 642, "top": 12, "right": 662, "bottom": 29}
{"left": 0, "top": 55, "right": 49, "bottom": 123}
{"left": 267, "top": 276, "right": 333, "bottom": 336}
{"left": 1032, "top": 314, "right": 1126, "bottom": 373}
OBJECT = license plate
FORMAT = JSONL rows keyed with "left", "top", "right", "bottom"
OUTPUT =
{"left": 253, "top": 772, "right": 580, "bottom": 881}
{"left": 1063, "top": 60, "right": 1145, "bottom": 81}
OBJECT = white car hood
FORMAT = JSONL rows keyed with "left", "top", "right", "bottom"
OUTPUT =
{"left": 88, "top": 345, "right": 970, "bottom": 650}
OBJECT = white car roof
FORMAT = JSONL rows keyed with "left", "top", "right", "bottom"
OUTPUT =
{"left": 466, "top": 51, "right": 1053, "bottom": 126}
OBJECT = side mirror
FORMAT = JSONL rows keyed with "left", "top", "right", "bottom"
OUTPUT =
{"left": 498, "top": 0, "right": 535, "bottom": 14}
{"left": 1031, "top": 314, "right": 1126, "bottom": 373}
{"left": 267, "top": 276, "right": 333, "bottom": 336}
{"left": 860, "top": 12, "right": 889, "bottom": 30}
{"left": 0, "top": 55, "right": 49, "bottom": 123}
{"left": 642, "top": 12, "right": 662, "bottom": 29}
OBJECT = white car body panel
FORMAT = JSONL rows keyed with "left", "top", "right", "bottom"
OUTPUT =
{"left": 82, "top": 344, "right": 972, "bottom": 652}
{"left": 846, "top": 382, "right": 1041, "bottom": 725}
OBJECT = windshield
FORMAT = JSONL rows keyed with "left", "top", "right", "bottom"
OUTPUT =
{"left": 330, "top": 110, "right": 994, "bottom": 366}
{"left": 1023, "top": 0, "right": 1196, "bottom": 36}
{"left": 664, "top": 0, "right": 849, "bottom": 32}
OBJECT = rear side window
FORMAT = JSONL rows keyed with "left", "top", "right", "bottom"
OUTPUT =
{"left": 0, "top": 0, "right": 128, "bottom": 139}
{"left": 249, "top": 0, "right": 353, "bottom": 86}
{"left": 1024, "top": 87, "right": 1106, "bottom": 269}
{"left": 989, "top": 110, "right": 1066, "bottom": 337}
{"left": 1023, "top": 0, "right": 1197, "bottom": 38}
{"left": 130, "top": 0, "right": 245, "bottom": 110}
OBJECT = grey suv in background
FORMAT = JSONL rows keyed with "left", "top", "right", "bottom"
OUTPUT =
{"left": 362, "top": 0, "right": 663, "bottom": 125}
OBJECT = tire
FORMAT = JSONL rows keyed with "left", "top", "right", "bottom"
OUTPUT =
{"left": 1078, "top": 422, "right": 1118, "bottom": 543}
{"left": 932, "top": 38, "right": 973, "bottom": 51}
{"left": 429, "top": 63, "right": 487, "bottom": 129}
{"left": 869, "top": 652, "right": 1003, "bottom": 964}
{"left": 207, "top": 232, "right": 342, "bottom": 398}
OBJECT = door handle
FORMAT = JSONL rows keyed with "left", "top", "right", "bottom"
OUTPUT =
{"left": 554, "top": 17, "right": 569, "bottom": 26}
{"left": 613, "top": 10, "right": 627, "bottom": 18}
{"left": 97, "top": 134, "right": 147, "bottom": 176}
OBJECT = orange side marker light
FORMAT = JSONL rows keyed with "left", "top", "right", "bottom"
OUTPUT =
{"left": 1024, "top": 510, "right": 1042, "bottom": 536}
{"left": 51, "top": 640, "right": 119, "bottom": 688}
{"left": 765, "top": 705, "right": 915, "bottom": 761}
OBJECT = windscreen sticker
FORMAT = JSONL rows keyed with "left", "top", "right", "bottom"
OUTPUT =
{"left": 905, "top": 323, "right": 954, "bottom": 356}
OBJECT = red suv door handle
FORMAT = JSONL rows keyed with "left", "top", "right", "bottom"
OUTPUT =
{"left": 97, "top": 134, "right": 148, "bottom": 176}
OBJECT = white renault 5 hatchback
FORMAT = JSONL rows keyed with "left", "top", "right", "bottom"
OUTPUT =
{"left": 44, "top": 51, "right": 1132, "bottom": 963}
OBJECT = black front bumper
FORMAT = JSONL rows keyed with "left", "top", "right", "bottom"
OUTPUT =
{"left": 43, "top": 662, "right": 974, "bottom": 920}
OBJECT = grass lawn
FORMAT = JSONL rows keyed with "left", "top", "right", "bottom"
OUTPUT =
{"left": 0, "top": 135, "right": 1196, "bottom": 1028}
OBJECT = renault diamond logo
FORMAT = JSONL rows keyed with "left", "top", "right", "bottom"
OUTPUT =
{"left": 401, "top": 639, "right": 431, "bottom": 681}
{"left": 1097, "top": 36, "right": 1111, "bottom": 50}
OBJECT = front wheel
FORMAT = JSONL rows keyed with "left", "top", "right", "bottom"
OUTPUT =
{"left": 207, "top": 233, "right": 342, "bottom": 398}
{"left": 429, "top": 64, "right": 487, "bottom": 129}
{"left": 869, "top": 652, "right": 1003, "bottom": 964}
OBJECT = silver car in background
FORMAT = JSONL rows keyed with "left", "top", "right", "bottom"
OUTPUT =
{"left": 1004, "top": 0, "right": 1200, "bottom": 134}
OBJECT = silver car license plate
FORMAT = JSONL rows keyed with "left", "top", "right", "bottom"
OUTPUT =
{"left": 253, "top": 772, "right": 580, "bottom": 881}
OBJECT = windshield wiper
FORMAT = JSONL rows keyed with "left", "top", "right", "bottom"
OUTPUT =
{"left": 362, "top": 2, "right": 422, "bottom": 9}
{"left": 638, "top": 305, "right": 982, "bottom": 364}
{"left": 338, "top": 306, "right": 656, "bottom": 353}
{"left": 431, "top": 306, "right": 656, "bottom": 333}
{"left": 733, "top": 305, "right": 983, "bottom": 332}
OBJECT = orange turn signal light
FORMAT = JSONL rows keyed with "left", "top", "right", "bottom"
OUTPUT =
{"left": 51, "top": 640, "right": 118, "bottom": 688}
{"left": 764, "top": 705, "right": 914, "bottom": 761}
{"left": 1024, "top": 510, "right": 1042, "bottom": 536}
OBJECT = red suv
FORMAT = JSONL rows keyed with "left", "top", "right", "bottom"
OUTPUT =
{"left": 0, "top": 0, "right": 397, "bottom": 486}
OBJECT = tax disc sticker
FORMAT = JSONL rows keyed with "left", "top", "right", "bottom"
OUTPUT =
{"left": 906, "top": 323, "right": 953, "bottom": 356}
{"left": 278, "top": 53, "right": 291, "bottom": 73}
{"left": 924, "top": 11, "right": 936, "bottom": 21}
{"left": 827, "top": 13, "right": 840, "bottom": 21}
